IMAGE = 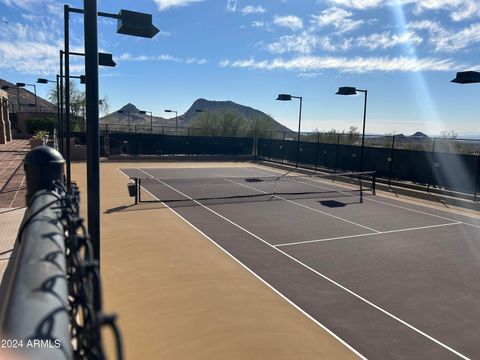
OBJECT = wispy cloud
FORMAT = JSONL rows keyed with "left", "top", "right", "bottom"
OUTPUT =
{"left": 408, "top": 20, "right": 480, "bottom": 52}
{"left": 154, "top": 0, "right": 204, "bottom": 11}
{"left": 326, "top": 0, "right": 480, "bottom": 21}
{"left": 356, "top": 31, "right": 423, "bottom": 50}
{"left": 241, "top": 5, "right": 266, "bottom": 15}
{"left": 311, "top": 7, "right": 363, "bottom": 33}
{"left": 119, "top": 52, "right": 207, "bottom": 64}
{"left": 220, "top": 55, "right": 459, "bottom": 73}
{"left": 273, "top": 15, "right": 303, "bottom": 30}
{"left": 226, "top": 1, "right": 266, "bottom": 15}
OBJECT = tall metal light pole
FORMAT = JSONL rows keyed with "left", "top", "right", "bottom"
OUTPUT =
{"left": 70, "top": 1, "right": 159, "bottom": 271}
{"left": 276, "top": 94, "right": 303, "bottom": 168}
{"left": 139, "top": 110, "right": 153, "bottom": 132}
{"left": 336, "top": 86, "right": 368, "bottom": 172}
{"left": 451, "top": 71, "right": 480, "bottom": 201}
{"left": 118, "top": 110, "right": 132, "bottom": 131}
{"left": 16, "top": 83, "right": 38, "bottom": 111}
{"left": 164, "top": 109, "right": 178, "bottom": 133}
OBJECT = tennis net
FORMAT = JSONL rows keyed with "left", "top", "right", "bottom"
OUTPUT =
{"left": 133, "top": 170, "right": 376, "bottom": 205}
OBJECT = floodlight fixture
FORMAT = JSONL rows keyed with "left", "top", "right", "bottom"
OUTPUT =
{"left": 336, "top": 86, "right": 358, "bottom": 95}
{"left": 451, "top": 71, "right": 480, "bottom": 84}
{"left": 275, "top": 93, "right": 303, "bottom": 167}
{"left": 335, "top": 86, "right": 368, "bottom": 172}
{"left": 276, "top": 94, "right": 292, "bottom": 101}
{"left": 98, "top": 52, "right": 116, "bottom": 67}
{"left": 117, "top": 9, "right": 160, "bottom": 38}
{"left": 36, "top": 78, "right": 49, "bottom": 84}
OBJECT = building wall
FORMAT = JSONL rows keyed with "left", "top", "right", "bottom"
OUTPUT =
{"left": 0, "top": 89, "right": 11, "bottom": 144}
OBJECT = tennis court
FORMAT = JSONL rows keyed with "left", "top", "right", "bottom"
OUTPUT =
{"left": 121, "top": 164, "right": 480, "bottom": 360}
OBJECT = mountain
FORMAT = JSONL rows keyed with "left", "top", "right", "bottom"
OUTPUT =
{"left": 0, "top": 79, "right": 56, "bottom": 113}
{"left": 101, "top": 98, "right": 292, "bottom": 132}
{"left": 100, "top": 103, "right": 172, "bottom": 128}
{"left": 411, "top": 131, "right": 428, "bottom": 138}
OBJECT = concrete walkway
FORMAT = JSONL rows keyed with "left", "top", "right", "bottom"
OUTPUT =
{"left": 0, "top": 140, "right": 28, "bottom": 285}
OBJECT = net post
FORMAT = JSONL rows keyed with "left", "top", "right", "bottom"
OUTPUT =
{"left": 372, "top": 172, "right": 376, "bottom": 195}
{"left": 388, "top": 135, "right": 395, "bottom": 188}
{"left": 133, "top": 178, "right": 139, "bottom": 205}
{"left": 359, "top": 172, "right": 363, "bottom": 203}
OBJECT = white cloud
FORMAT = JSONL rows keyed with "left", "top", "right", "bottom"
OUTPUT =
{"left": 119, "top": 52, "right": 207, "bottom": 64}
{"left": 241, "top": 5, "right": 266, "bottom": 15}
{"left": 413, "top": 0, "right": 480, "bottom": 21}
{"left": 311, "top": 7, "right": 363, "bottom": 33}
{"left": 220, "top": 55, "right": 459, "bottom": 73}
{"left": 356, "top": 31, "right": 423, "bottom": 50}
{"left": 154, "top": 0, "right": 204, "bottom": 11}
{"left": 226, "top": 0, "right": 237, "bottom": 12}
{"left": 273, "top": 15, "right": 303, "bottom": 30}
{"left": 326, "top": 0, "right": 480, "bottom": 21}
{"left": 408, "top": 20, "right": 480, "bottom": 52}
{"left": 266, "top": 31, "right": 319, "bottom": 54}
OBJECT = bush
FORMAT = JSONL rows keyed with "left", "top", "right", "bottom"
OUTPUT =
{"left": 25, "top": 117, "right": 55, "bottom": 134}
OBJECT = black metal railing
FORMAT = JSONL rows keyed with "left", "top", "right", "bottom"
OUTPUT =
{"left": 0, "top": 147, "right": 122, "bottom": 360}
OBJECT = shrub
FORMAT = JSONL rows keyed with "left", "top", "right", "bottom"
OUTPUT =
{"left": 25, "top": 117, "right": 55, "bottom": 134}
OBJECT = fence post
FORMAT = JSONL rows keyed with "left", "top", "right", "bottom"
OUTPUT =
{"left": 24, "top": 147, "right": 65, "bottom": 204}
{"left": 427, "top": 137, "right": 436, "bottom": 192}
{"left": 334, "top": 134, "right": 341, "bottom": 173}
{"left": 315, "top": 132, "right": 320, "bottom": 171}
{"left": 473, "top": 153, "right": 480, "bottom": 202}
{"left": 388, "top": 135, "right": 396, "bottom": 187}
{"left": 253, "top": 129, "right": 257, "bottom": 158}
{"left": 268, "top": 131, "right": 272, "bottom": 161}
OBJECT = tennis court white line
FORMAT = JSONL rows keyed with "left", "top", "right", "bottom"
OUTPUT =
{"left": 250, "top": 166, "right": 480, "bottom": 230}
{"left": 223, "top": 175, "right": 380, "bottom": 234}
{"left": 116, "top": 168, "right": 367, "bottom": 360}
{"left": 137, "top": 168, "right": 471, "bottom": 360}
{"left": 275, "top": 221, "right": 462, "bottom": 247}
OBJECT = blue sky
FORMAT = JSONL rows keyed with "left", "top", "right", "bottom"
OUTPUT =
{"left": 0, "top": 0, "right": 479, "bottom": 135}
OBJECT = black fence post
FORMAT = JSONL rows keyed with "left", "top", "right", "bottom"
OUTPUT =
{"left": 315, "top": 132, "right": 320, "bottom": 171}
{"left": 268, "top": 131, "right": 272, "bottom": 161}
{"left": 388, "top": 135, "right": 396, "bottom": 187}
{"left": 24, "top": 147, "right": 65, "bottom": 204}
{"left": 473, "top": 154, "right": 480, "bottom": 202}
{"left": 281, "top": 131, "right": 286, "bottom": 164}
{"left": 334, "top": 133, "right": 341, "bottom": 173}
{"left": 427, "top": 137, "right": 436, "bottom": 192}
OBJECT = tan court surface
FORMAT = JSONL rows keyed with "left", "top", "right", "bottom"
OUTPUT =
{"left": 71, "top": 161, "right": 361, "bottom": 360}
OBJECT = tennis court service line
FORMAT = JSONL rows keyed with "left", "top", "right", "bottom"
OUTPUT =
{"left": 222, "top": 175, "right": 381, "bottom": 234}
{"left": 250, "top": 166, "right": 480, "bottom": 230}
{"left": 275, "top": 221, "right": 462, "bottom": 248}
{"left": 118, "top": 168, "right": 367, "bottom": 360}
{"left": 137, "top": 168, "right": 471, "bottom": 360}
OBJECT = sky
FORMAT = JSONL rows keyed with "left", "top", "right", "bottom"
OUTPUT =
{"left": 0, "top": 0, "right": 479, "bottom": 135}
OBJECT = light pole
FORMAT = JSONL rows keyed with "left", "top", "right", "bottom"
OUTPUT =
{"left": 336, "top": 86, "right": 368, "bottom": 172}
{"left": 83, "top": 2, "right": 158, "bottom": 270}
{"left": 60, "top": 45, "right": 115, "bottom": 188}
{"left": 37, "top": 75, "right": 85, "bottom": 152}
{"left": 63, "top": 2, "right": 158, "bottom": 274}
{"left": 451, "top": 71, "right": 480, "bottom": 201}
{"left": 139, "top": 110, "right": 153, "bottom": 132}
{"left": 164, "top": 109, "right": 178, "bottom": 133}
{"left": 1, "top": 85, "right": 20, "bottom": 112}
{"left": 118, "top": 110, "right": 132, "bottom": 132}
{"left": 276, "top": 94, "right": 303, "bottom": 168}
{"left": 16, "top": 83, "right": 37, "bottom": 111}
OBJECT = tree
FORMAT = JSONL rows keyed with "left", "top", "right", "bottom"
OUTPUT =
{"left": 47, "top": 81, "right": 110, "bottom": 122}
